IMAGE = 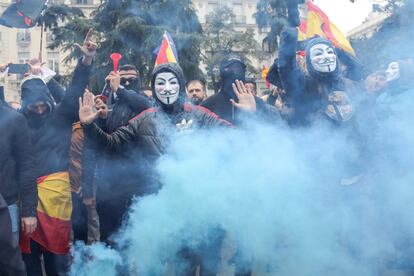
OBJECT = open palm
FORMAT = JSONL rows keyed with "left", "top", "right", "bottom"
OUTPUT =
{"left": 79, "top": 90, "right": 99, "bottom": 125}
{"left": 230, "top": 80, "right": 257, "bottom": 112}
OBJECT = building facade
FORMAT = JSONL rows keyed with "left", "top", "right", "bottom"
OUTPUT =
{"left": 0, "top": 0, "right": 100, "bottom": 102}
{"left": 1, "top": 0, "right": 271, "bottom": 101}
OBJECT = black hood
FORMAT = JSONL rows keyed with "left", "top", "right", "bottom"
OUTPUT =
{"left": 305, "top": 37, "right": 340, "bottom": 81}
{"left": 219, "top": 53, "right": 246, "bottom": 99}
{"left": 151, "top": 62, "right": 187, "bottom": 115}
{"left": 20, "top": 76, "right": 55, "bottom": 127}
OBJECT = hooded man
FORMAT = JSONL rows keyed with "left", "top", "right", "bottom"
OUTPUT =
{"left": 19, "top": 29, "right": 96, "bottom": 276}
{"left": 78, "top": 62, "right": 233, "bottom": 244}
{"left": 201, "top": 54, "right": 280, "bottom": 125}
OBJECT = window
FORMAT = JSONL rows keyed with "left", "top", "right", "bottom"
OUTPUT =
{"left": 47, "top": 51, "right": 60, "bottom": 73}
{"left": 17, "top": 30, "right": 31, "bottom": 43}
{"left": 18, "top": 51, "right": 30, "bottom": 64}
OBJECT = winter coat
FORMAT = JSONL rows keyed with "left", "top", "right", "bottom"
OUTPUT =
{"left": 81, "top": 88, "right": 151, "bottom": 198}
{"left": 0, "top": 192, "right": 26, "bottom": 276}
{"left": 21, "top": 60, "right": 92, "bottom": 178}
{"left": 83, "top": 61, "right": 232, "bottom": 200}
{"left": 278, "top": 26, "right": 355, "bottom": 126}
{"left": 0, "top": 100, "right": 37, "bottom": 217}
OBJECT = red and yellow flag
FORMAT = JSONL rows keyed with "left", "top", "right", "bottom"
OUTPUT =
{"left": 299, "top": 1, "right": 355, "bottom": 56}
{"left": 261, "top": 65, "right": 270, "bottom": 88}
{"left": 155, "top": 32, "right": 179, "bottom": 67}
{"left": 21, "top": 172, "right": 72, "bottom": 254}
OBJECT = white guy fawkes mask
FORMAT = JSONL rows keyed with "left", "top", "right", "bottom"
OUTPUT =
{"left": 154, "top": 72, "right": 180, "bottom": 105}
{"left": 309, "top": 43, "right": 337, "bottom": 73}
{"left": 386, "top": 61, "right": 400, "bottom": 82}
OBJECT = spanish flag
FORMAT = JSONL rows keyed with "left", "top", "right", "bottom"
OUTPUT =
{"left": 261, "top": 65, "right": 270, "bottom": 88}
{"left": 155, "top": 32, "right": 179, "bottom": 67}
{"left": 21, "top": 172, "right": 72, "bottom": 254}
{"left": 299, "top": 1, "right": 355, "bottom": 56}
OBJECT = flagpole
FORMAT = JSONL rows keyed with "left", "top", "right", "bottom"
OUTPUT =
{"left": 39, "top": 23, "right": 44, "bottom": 62}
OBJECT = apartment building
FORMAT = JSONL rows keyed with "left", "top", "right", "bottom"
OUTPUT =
{"left": 1, "top": 0, "right": 271, "bottom": 101}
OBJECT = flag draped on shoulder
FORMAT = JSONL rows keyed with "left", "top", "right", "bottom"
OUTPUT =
{"left": 299, "top": 1, "right": 355, "bottom": 56}
{"left": 0, "top": 0, "right": 46, "bottom": 28}
{"left": 155, "top": 32, "right": 179, "bottom": 67}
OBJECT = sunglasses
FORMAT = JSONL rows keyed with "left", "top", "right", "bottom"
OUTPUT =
{"left": 120, "top": 77, "right": 138, "bottom": 86}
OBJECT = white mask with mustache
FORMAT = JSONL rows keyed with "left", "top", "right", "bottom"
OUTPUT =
{"left": 154, "top": 72, "right": 180, "bottom": 105}
{"left": 309, "top": 43, "right": 337, "bottom": 73}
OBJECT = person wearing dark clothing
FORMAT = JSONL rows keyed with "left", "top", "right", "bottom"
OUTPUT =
{"left": 80, "top": 62, "right": 230, "bottom": 242}
{"left": 277, "top": 25, "right": 356, "bottom": 126}
{"left": 20, "top": 30, "right": 96, "bottom": 276}
{"left": 201, "top": 54, "right": 279, "bottom": 125}
{"left": 79, "top": 61, "right": 232, "bottom": 275}
{"left": 0, "top": 193, "right": 26, "bottom": 276}
{"left": 0, "top": 97, "right": 37, "bottom": 242}
{"left": 78, "top": 69, "right": 150, "bottom": 242}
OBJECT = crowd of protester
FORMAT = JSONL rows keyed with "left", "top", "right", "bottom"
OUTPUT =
{"left": 1, "top": 3, "right": 414, "bottom": 275}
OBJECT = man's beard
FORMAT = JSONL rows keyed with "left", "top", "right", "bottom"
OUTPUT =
{"left": 191, "top": 96, "right": 203, "bottom": 105}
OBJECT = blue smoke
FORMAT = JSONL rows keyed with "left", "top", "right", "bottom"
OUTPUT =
{"left": 70, "top": 88, "right": 414, "bottom": 275}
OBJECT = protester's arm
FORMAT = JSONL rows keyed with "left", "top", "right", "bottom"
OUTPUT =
{"left": 47, "top": 78, "right": 66, "bottom": 104}
{"left": 57, "top": 29, "right": 97, "bottom": 123}
{"left": 277, "top": 27, "right": 306, "bottom": 100}
{"left": 117, "top": 87, "right": 150, "bottom": 113}
{"left": 12, "top": 114, "right": 38, "bottom": 234}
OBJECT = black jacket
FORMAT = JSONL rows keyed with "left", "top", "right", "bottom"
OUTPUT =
{"left": 278, "top": 26, "right": 355, "bottom": 126}
{"left": 21, "top": 60, "right": 92, "bottom": 177}
{"left": 0, "top": 101, "right": 37, "bottom": 217}
{"left": 83, "top": 103, "right": 232, "bottom": 199}
{"left": 0, "top": 193, "right": 26, "bottom": 276}
{"left": 201, "top": 92, "right": 280, "bottom": 126}
{"left": 81, "top": 88, "right": 150, "bottom": 198}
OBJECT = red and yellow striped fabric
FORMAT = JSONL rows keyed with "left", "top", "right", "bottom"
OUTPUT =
{"left": 21, "top": 171, "right": 72, "bottom": 255}
{"left": 299, "top": 1, "right": 355, "bottom": 56}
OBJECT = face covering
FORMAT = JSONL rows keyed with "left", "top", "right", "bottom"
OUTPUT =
{"left": 154, "top": 72, "right": 180, "bottom": 105}
{"left": 220, "top": 62, "right": 246, "bottom": 98}
{"left": 386, "top": 61, "right": 400, "bottom": 82}
{"left": 309, "top": 43, "right": 337, "bottom": 73}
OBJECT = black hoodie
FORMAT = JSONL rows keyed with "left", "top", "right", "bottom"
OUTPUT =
{"left": 21, "top": 60, "right": 92, "bottom": 177}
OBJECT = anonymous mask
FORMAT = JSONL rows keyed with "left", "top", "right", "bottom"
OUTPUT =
{"left": 309, "top": 43, "right": 337, "bottom": 73}
{"left": 154, "top": 72, "right": 180, "bottom": 105}
{"left": 386, "top": 61, "right": 400, "bottom": 82}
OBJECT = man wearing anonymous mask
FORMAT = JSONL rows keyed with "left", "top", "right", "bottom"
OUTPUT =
{"left": 278, "top": 9, "right": 355, "bottom": 126}
{"left": 78, "top": 62, "right": 232, "bottom": 244}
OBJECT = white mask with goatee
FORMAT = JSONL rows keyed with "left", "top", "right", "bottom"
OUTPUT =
{"left": 154, "top": 72, "right": 180, "bottom": 105}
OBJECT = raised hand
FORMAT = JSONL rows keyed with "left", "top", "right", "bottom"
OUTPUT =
{"left": 75, "top": 28, "right": 97, "bottom": 65}
{"left": 79, "top": 89, "right": 99, "bottom": 125}
{"left": 230, "top": 79, "right": 257, "bottom": 112}
{"left": 105, "top": 71, "right": 121, "bottom": 92}
{"left": 27, "top": 58, "right": 45, "bottom": 76}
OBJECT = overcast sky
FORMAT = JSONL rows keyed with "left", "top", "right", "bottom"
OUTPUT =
{"left": 314, "top": 0, "right": 375, "bottom": 33}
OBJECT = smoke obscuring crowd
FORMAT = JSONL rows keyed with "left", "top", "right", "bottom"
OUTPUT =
{"left": 1, "top": 1, "right": 414, "bottom": 276}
